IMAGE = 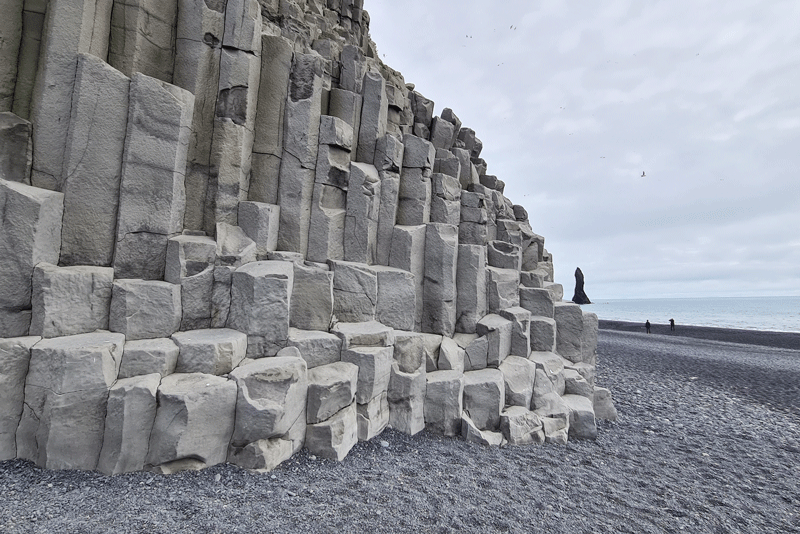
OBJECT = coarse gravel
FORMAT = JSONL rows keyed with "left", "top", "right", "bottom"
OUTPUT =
{"left": 1, "top": 326, "right": 799, "bottom": 533}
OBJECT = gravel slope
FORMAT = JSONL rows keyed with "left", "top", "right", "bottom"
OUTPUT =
{"left": 1, "top": 328, "right": 799, "bottom": 533}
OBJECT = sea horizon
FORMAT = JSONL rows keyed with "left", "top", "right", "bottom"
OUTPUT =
{"left": 582, "top": 295, "right": 800, "bottom": 333}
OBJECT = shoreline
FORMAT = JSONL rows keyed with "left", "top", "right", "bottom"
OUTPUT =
{"left": 599, "top": 319, "right": 800, "bottom": 351}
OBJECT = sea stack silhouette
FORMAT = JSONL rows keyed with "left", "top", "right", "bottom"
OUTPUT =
{"left": 572, "top": 267, "right": 592, "bottom": 304}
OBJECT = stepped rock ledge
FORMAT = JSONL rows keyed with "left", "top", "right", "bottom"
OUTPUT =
{"left": 0, "top": 0, "right": 615, "bottom": 473}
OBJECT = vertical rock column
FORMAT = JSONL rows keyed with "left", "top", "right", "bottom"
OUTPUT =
{"left": 0, "top": 0, "right": 24, "bottom": 111}
{"left": 113, "top": 73, "right": 194, "bottom": 280}
{"left": 172, "top": 0, "right": 225, "bottom": 231}
{"left": 0, "top": 180, "right": 63, "bottom": 337}
{"left": 11, "top": 1, "right": 46, "bottom": 119}
{"left": 397, "top": 134, "right": 435, "bottom": 226}
{"left": 356, "top": 71, "right": 387, "bottom": 165}
{"left": 249, "top": 34, "right": 292, "bottom": 205}
{"left": 422, "top": 223, "right": 458, "bottom": 336}
{"left": 108, "top": 0, "right": 178, "bottom": 83}
{"left": 374, "top": 134, "right": 404, "bottom": 266}
{"left": 307, "top": 115, "right": 353, "bottom": 263}
{"left": 204, "top": 0, "right": 262, "bottom": 233}
{"left": 28, "top": 0, "right": 111, "bottom": 190}
{"left": 343, "top": 162, "right": 381, "bottom": 264}
{"left": 277, "top": 53, "right": 323, "bottom": 256}
{"left": 60, "top": 54, "right": 130, "bottom": 267}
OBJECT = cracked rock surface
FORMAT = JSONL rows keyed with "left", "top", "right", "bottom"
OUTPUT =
{"left": 1, "top": 327, "right": 798, "bottom": 533}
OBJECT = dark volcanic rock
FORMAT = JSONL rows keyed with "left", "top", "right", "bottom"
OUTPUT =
{"left": 571, "top": 267, "right": 591, "bottom": 304}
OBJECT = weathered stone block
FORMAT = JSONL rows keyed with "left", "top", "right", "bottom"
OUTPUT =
{"left": 554, "top": 302, "right": 584, "bottom": 362}
{"left": 172, "top": 328, "right": 247, "bottom": 375}
{"left": 0, "top": 113, "right": 32, "bottom": 184}
{"left": 114, "top": 74, "right": 194, "bottom": 280}
{"left": 499, "top": 307, "right": 532, "bottom": 358}
{"left": 238, "top": 201, "right": 280, "bottom": 259}
{"left": 0, "top": 336, "right": 40, "bottom": 460}
{"left": 476, "top": 314, "right": 512, "bottom": 367}
{"left": 307, "top": 361, "right": 358, "bottom": 424}
{"left": 287, "top": 328, "right": 342, "bottom": 369}
{"left": 500, "top": 406, "right": 544, "bottom": 446}
{"left": 97, "top": 373, "right": 159, "bottom": 475}
{"left": 344, "top": 162, "right": 381, "bottom": 264}
{"left": 486, "top": 267, "right": 520, "bottom": 313}
{"left": 422, "top": 223, "right": 458, "bottom": 336}
{"left": 330, "top": 260, "right": 377, "bottom": 322}
{"left": 454, "top": 333, "right": 489, "bottom": 372}
{"left": 118, "top": 338, "right": 179, "bottom": 379}
{"left": 388, "top": 224, "right": 426, "bottom": 330}
{"left": 341, "top": 345, "right": 393, "bottom": 405}
{"left": 499, "top": 356, "right": 536, "bottom": 408}
{"left": 424, "top": 370, "right": 463, "bottom": 436}
{"left": 462, "top": 369, "right": 505, "bottom": 431}
{"left": 530, "top": 316, "right": 557, "bottom": 352}
{"left": 145, "top": 373, "right": 237, "bottom": 471}
{"left": 563, "top": 394, "right": 597, "bottom": 440}
{"left": 0, "top": 180, "right": 63, "bottom": 337}
{"left": 356, "top": 391, "right": 389, "bottom": 441}
{"left": 387, "top": 360, "right": 426, "bottom": 435}
{"left": 60, "top": 54, "right": 130, "bottom": 267}
{"left": 227, "top": 261, "right": 293, "bottom": 356}
{"left": 305, "top": 403, "right": 357, "bottom": 461}
{"left": 30, "top": 263, "right": 113, "bottom": 338}
{"left": 17, "top": 332, "right": 124, "bottom": 470}
{"left": 109, "top": 279, "right": 181, "bottom": 340}
{"left": 229, "top": 353, "right": 308, "bottom": 447}
{"left": 288, "top": 262, "right": 333, "bottom": 332}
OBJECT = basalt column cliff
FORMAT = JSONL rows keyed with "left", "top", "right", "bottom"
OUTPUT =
{"left": 0, "top": 0, "right": 616, "bottom": 474}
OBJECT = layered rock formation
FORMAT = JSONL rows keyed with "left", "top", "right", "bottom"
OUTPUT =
{"left": 0, "top": 0, "right": 616, "bottom": 474}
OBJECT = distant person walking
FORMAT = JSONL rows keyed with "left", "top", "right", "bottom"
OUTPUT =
{"left": 670, "top": 318, "right": 675, "bottom": 331}
{"left": 645, "top": 320, "right": 651, "bottom": 334}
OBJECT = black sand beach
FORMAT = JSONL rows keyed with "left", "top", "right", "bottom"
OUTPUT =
{"left": 2, "top": 325, "right": 799, "bottom": 533}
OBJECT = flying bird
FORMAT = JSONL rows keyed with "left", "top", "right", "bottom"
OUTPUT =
{"left": 641, "top": 171, "right": 646, "bottom": 177}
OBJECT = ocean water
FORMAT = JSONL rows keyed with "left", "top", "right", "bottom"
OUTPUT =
{"left": 585, "top": 296, "right": 800, "bottom": 333}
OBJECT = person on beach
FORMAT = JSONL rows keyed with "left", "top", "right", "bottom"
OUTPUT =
{"left": 646, "top": 320, "right": 651, "bottom": 334}
{"left": 670, "top": 318, "right": 675, "bottom": 331}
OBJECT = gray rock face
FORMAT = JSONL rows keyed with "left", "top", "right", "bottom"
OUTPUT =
{"left": 554, "top": 302, "right": 584, "bottom": 362}
{"left": 424, "top": 370, "right": 464, "bottom": 436}
{"left": 30, "top": 263, "right": 114, "bottom": 338}
{"left": 109, "top": 279, "right": 182, "bottom": 340}
{"left": 0, "top": 336, "right": 40, "bottom": 460}
{"left": 499, "top": 307, "right": 532, "bottom": 358}
{"left": 499, "top": 355, "right": 537, "bottom": 409}
{"left": 462, "top": 369, "right": 505, "bottom": 431}
{"left": 0, "top": 0, "right": 612, "bottom": 471}
{"left": 145, "top": 373, "right": 237, "bottom": 471}
{"left": 356, "top": 71, "right": 388, "bottom": 165}
{"left": 476, "top": 314, "right": 512, "bottom": 367}
{"left": 227, "top": 261, "right": 293, "bottom": 356}
{"left": 0, "top": 180, "right": 63, "bottom": 337}
{"left": 500, "top": 406, "right": 544, "bottom": 446}
{"left": 455, "top": 244, "right": 487, "bottom": 334}
{"left": 422, "top": 223, "right": 458, "bottom": 336}
{"left": 172, "top": 328, "right": 247, "bottom": 375}
{"left": 306, "top": 362, "right": 358, "bottom": 424}
{"left": 389, "top": 224, "right": 426, "bottom": 330}
{"left": 290, "top": 262, "right": 333, "bottom": 332}
{"left": 17, "top": 332, "right": 124, "bottom": 470}
{"left": 229, "top": 355, "right": 308, "bottom": 447}
{"left": 330, "top": 260, "right": 377, "bottom": 323}
{"left": 114, "top": 73, "right": 194, "bottom": 280}
{"left": 118, "top": 338, "right": 179, "bottom": 379}
{"left": 287, "top": 328, "right": 342, "bottom": 369}
{"left": 388, "top": 361, "right": 426, "bottom": 436}
{"left": 305, "top": 403, "right": 358, "bottom": 461}
{"left": 60, "top": 54, "right": 129, "bottom": 267}
{"left": 0, "top": 112, "right": 32, "bottom": 184}
{"left": 97, "top": 373, "right": 160, "bottom": 475}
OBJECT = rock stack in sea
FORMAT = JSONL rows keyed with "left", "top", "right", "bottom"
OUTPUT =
{"left": 0, "top": 0, "right": 616, "bottom": 474}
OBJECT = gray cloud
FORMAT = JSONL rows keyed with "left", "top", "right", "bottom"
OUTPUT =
{"left": 367, "top": 0, "right": 800, "bottom": 298}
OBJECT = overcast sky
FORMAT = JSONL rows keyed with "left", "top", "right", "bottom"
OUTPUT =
{"left": 366, "top": 0, "right": 800, "bottom": 300}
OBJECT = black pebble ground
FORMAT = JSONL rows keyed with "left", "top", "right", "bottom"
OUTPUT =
{"left": 2, "top": 323, "right": 799, "bottom": 533}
